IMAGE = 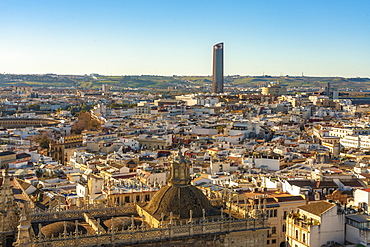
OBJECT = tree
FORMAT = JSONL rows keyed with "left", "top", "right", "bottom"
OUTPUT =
{"left": 28, "top": 104, "right": 40, "bottom": 111}
{"left": 33, "top": 134, "right": 50, "bottom": 149}
{"left": 216, "top": 125, "right": 226, "bottom": 134}
{"left": 71, "top": 111, "right": 101, "bottom": 134}
{"left": 109, "top": 103, "right": 127, "bottom": 109}
{"left": 35, "top": 169, "right": 43, "bottom": 178}
{"left": 90, "top": 119, "right": 101, "bottom": 129}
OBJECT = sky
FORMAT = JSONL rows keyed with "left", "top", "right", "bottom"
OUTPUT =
{"left": 0, "top": 0, "right": 369, "bottom": 77}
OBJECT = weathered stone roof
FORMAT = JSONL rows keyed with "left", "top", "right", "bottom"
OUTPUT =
{"left": 298, "top": 201, "right": 335, "bottom": 216}
{"left": 103, "top": 217, "right": 142, "bottom": 231}
{"left": 41, "top": 221, "right": 87, "bottom": 238}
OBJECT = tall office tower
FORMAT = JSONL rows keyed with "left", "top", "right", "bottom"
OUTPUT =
{"left": 326, "top": 82, "right": 331, "bottom": 98}
{"left": 102, "top": 84, "right": 109, "bottom": 93}
{"left": 212, "top": 42, "right": 224, "bottom": 94}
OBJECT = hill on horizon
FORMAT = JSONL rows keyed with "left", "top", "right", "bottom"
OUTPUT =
{"left": 0, "top": 74, "right": 369, "bottom": 90}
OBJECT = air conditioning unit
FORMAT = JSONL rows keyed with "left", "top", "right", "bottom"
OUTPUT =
{"left": 326, "top": 241, "right": 335, "bottom": 246}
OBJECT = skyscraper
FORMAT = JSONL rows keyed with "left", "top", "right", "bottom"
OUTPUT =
{"left": 212, "top": 42, "right": 224, "bottom": 94}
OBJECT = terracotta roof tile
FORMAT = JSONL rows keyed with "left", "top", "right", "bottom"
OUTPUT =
{"left": 298, "top": 201, "right": 335, "bottom": 216}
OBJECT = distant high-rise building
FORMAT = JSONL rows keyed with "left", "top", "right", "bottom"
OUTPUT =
{"left": 212, "top": 42, "right": 224, "bottom": 94}
{"left": 102, "top": 84, "right": 109, "bottom": 93}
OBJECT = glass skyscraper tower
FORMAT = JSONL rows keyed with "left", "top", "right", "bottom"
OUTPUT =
{"left": 212, "top": 42, "right": 224, "bottom": 94}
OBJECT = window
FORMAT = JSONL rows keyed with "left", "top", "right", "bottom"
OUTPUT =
{"left": 272, "top": 239, "right": 276, "bottom": 244}
{"left": 295, "top": 230, "right": 299, "bottom": 239}
{"left": 283, "top": 211, "right": 287, "bottom": 219}
{"left": 269, "top": 209, "right": 277, "bottom": 217}
{"left": 282, "top": 224, "right": 286, "bottom": 232}
{"left": 267, "top": 240, "right": 270, "bottom": 245}
{"left": 272, "top": 227, "right": 276, "bottom": 235}
{"left": 303, "top": 233, "right": 306, "bottom": 244}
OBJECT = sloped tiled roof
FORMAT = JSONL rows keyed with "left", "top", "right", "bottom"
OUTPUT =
{"left": 287, "top": 180, "right": 316, "bottom": 187}
{"left": 274, "top": 195, "right": 305, "bottom": 202}
{"left": 287, "top": 180, "right": 338, "bottom": 189}
{"left": 341, "top": 179, "right": 365, "bottom": 188}
{"left": 298, "top": 201, "right": 335, "bottom": 216}
{"left": 316, "top": 180, "right": 338, "bottom": 188}
{"left": 16, "top": 153, "right": 31, "bottom": 159}
{"left": 0, "top": 151, "right": 15, "bottom": 156}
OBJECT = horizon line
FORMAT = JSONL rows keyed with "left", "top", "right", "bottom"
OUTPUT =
{"left": 2, "top": 73, "right": 369, "bottom": 79}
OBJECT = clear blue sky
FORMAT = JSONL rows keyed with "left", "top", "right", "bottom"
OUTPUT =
{"left": 1, "top": 0, "right": 369, "bottom": 77}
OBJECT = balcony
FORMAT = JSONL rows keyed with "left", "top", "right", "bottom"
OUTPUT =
{"left": 286, "top": 213, "right": 319, "bottom": 230}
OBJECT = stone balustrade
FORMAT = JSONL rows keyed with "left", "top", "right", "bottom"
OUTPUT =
{"left": 31, "top": 204, "right": 137, "bottom": 223}
{"left": 30, "top": 217, "right": 267, "bottom": 247}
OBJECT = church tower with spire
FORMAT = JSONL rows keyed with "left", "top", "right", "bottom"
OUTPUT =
{"left": 0, "top": 170, "right": 20, "bottom": 246}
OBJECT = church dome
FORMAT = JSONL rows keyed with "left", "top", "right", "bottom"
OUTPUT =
{"left": 142, "top": 150, "right": 219, "bottom": 220}
{"left": 103, "top": 217, "right": 142, "bottom": 231}
{"left": 41, "top": 221, "right": 87, "bottom": 238}
{"left": 144, "top": 184, "right": 219, "bottom": 219}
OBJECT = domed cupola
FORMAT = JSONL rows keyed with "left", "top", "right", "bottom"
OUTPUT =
{"left": 137, "top": 150, "right": 219, "bottom": 227}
